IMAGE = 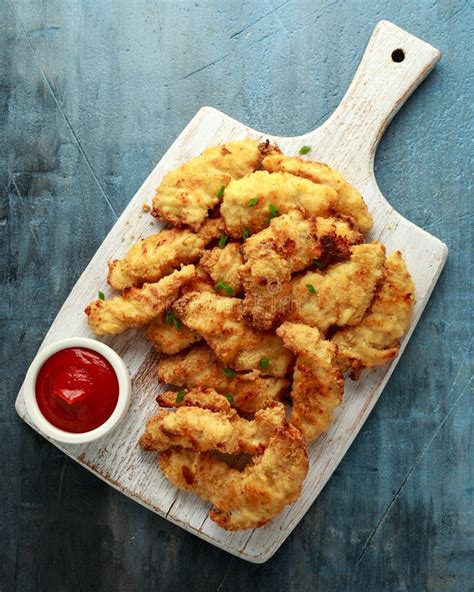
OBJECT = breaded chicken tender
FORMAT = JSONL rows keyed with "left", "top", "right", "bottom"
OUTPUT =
{"left": 157, "top": 344, "right": 289, "bottom": 413}
{"left": 173, "top": 292, "right": 293, "bottom": 377}
{"left": 200, "top": 242, "right": 244, "bottom": 296}
{"left": 239, "top": 208, "right": 364, "bottom": 330}
{"left": 146, "top": 315, "right": 202, "bottom": 354}
{"left": 159, "top": 424, "right": 308, "bottom": 530}
{"left": 332, "top": 251, "right": 414, "bottom": 378}
{"left": 151, "top": 140, "right": 270, "bottom": 230}
{"left": 85, "top": 265, "right": 196, "bottom": 335}
{"left": 288, "top": 242, "right": 386, "bottom": 333}
{"left": 277, "top": 322, "right": 344, "bottom": 442}
{"left": 263, "top": 153, "right": 373, "bottom": 234}
{"left": 140, "top": 391, "right": 286, "bottom": 454}
{"left": 221, "top": 171, "right": 338, "bottom": 238}
{"left": 108, "top": 228, "right": 204, "bottom": 291}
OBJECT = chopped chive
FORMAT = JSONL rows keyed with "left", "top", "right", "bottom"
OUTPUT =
{"left": 247, "top": 197, "right": 259, "bottom": 207}
{"left": 306, "top": 284, "right": 317, "bottom": 294}
{"left": 218, "top": 234, "right": 228, "bottom": 249}
{"left": 176, "top": 389, "right": 186, "bottom": 403}
{"left": 226, "top": 394, "right": 235, "bottom": 403}
{"left": 266, "top": 203, "right": 280, "bottom": 224}
{"left": 217, "top": 185, "right": 225, "bottom": 199}
{"left": 284, "top": 396, "right": 293, "bottom": 407}
{"left": 242, "top": 228, "right": 250, "bottom": 240}
{"left": 98, "top": 291, "right": 105, "bottom": 300}
{"left": 313, "top": 259, "right": 324, "bottom": 269}
{"left": 299, "top": 145, "right": 311, "bottom": 155}
{"left": 222, "top": 367, "right": 236, "bottom": 379}
{"left": 215, "top": 280, "right": 235, "bottom": 297}
{"left": 260, "top": 357, "right": 270, "bottom": 369}
{"left": 166, "top": 312, "right": 182, "bottom": 328}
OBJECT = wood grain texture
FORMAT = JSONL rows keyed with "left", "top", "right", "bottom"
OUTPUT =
{"left": 1, "top": 0, "right": 472, "bottom": 590}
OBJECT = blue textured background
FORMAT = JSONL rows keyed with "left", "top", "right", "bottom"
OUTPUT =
{"left": 1, "top": 1, "right": 472, "bottom": 590}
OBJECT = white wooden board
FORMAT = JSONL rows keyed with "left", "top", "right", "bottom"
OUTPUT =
{"left": 15, "top": 21, "right": 447, "bottom": 563}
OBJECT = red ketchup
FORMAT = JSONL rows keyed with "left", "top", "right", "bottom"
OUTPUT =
{"left": 35, "top": 347, "right": 119, "bottom": 433}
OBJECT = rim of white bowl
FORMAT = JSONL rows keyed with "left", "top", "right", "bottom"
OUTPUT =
{"left": 23, "top": 337, "right": 131, "bottom": 445}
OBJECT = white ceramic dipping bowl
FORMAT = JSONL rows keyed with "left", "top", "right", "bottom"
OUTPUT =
{"left": 23, "top": 337, "right": 131, "bottom": 445}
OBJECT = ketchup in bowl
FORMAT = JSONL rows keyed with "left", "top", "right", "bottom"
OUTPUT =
{"left": 35, "top": 347, "right": 119, "bottom": 433}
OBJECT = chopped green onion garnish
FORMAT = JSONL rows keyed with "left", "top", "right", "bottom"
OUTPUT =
{"left": 266, "top": 203, "right": 280, "bottom": 224}
{"left": 215, "top": 280, "right": 235, "bottom": 297}
{"left": 217, "top": 185, "right": 225, "bottom": 199}
{"left": 218, "top": 234, "right": 228, "bottom": 249}
{"left": 166, "top": 312, "right": 182, "bottom": 328}
{"left": 306, "top": 284, "right": 317, "bottom": 294}
{"left": 223, "top": 367, "right": 236, "bottom": 379}
{"left": 242, "top": 228, "right": 250, "bottom": 240}
{"left": 98, "top": 291, "right": 105, "bottom": 300}
{"left": 226, "top": 394, "right": 235, "bottom": 403}
{"left": 260, "top": 357, "right": 270, "bottom": 369}
{"left": 299, "top": 145, "right": 311, "bottom": 155}
{"left": 284, "top": 396, "right": 293, "bottom": 406}
{"left": 247, "top": 197, "right": 259, "bottom": 207}
{"left": 176, "top": 389, "right": 186, "bottom": 403}
{"left": 313, "top": 259, "right": 324, "bottom": 269}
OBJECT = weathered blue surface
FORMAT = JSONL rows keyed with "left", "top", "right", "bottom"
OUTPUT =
{"left": 1, "top": 1, "right": 472, "bottom": 590}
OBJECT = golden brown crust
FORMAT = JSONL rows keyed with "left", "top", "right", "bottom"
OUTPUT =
{"left": 200, "top": 242, "right": 244, "bottom": 296}
{"left": 288, "top": 242, "right": 386, "bottom": 333}
{"left": 332, "top": 251, "right": 415, "bottom": 377}
{"left": 276, "top": 322, "right": 344, "bottom": 442}
{"left": 146, "top": 316, "right": 202, "bottom": 355}
{"left": 157, "top": 344, "right": 289, "bottom": 413}
{"left": 140, "top": 389, "right": 286, "bottom": 454}
{"left": 262, "top": 153, "right": 373, "bottom": 234}
{"left": 151, "top": 140, "right": 266, "bottom": 230}
{"left": 85, "top": 265, "right": 196, "bottom": 335}
{"left": 172, "top": 292, "right": 293, "bottom": 377}
{"left": 159, "top": 424, "right": 308, "bottom": 530}
{"left": 221, "top": 171, "right": 338, "bottom": 238}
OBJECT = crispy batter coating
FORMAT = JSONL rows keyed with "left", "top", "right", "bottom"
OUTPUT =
{"left": 108, "top": 228, "right": 204, "bottom": 291}
{"left": 332, "top": 251, "right": 415, "bottom": 377}
{"left": 239, "top": 209, "right": 364, "bottom": 330}
{"left": 200, "top": 242, "right": 244, "bottom": 296}
{"left": 85, "top": 265, "right": 196, "bottom": 335}
{"left": 157, "top": 344, "right": 289, "bottom": 413}
{"left": 196, "top": 217, "right": 227, "bottom": 244}
{"left": 263, "top": 153, "right": 373, "bottom": 234}
{"left": 173, "top": 292, "right": 293, "bottom": 377}
{"left": 140, "top": 391, "right": 286, "bottom": 454}
{"left": 277, "top": 322, "right": 344, "bottom": 441}
{"left": 221, "top": 171, "right": 338, "bottom": 238}
{"left": 288, "top": 242, "right": 386, "bottom": 333}
{"left": 146, "top": 316, "right": 202, "bottom": 354}
{"left": 159, "top": 424, "right": 308, "bottom": 530}
{"left": 151, "top": 140, "right": 267, "bottom": 230}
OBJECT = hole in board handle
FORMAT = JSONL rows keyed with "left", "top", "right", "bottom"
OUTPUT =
{"left": 391, "top": 48, "right": 405, "bottom": 63}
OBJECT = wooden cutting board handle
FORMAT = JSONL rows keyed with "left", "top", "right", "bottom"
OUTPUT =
{"left": 308, "top": 21, "right": 441, "bottom": 172}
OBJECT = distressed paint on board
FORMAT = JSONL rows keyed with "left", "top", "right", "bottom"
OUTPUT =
{"left": 1, "top": 0, "right": 472, "bottom": 590}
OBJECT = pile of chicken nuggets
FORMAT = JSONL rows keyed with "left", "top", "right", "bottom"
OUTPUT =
{"left": 85, "top": 139, "right": 414, "bottom": 530}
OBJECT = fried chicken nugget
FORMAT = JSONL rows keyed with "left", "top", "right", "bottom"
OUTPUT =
{"left": 157, "top": 344, "right": 289, "bottom": 413}
{"left": 200, "top": 242, "right": 244, "bottom": 296}
{"left": 108, "top": 228, "right": 203, "bottom": 291}
{"left": 151, "top": 140, "right": 270, "bottom": 230}
{"left": 159, "top": 424, "right": 308, "bottom": 530}
{"left": 288, "top": 242, "right": 386, "bottom": 333}
{"left": 239, "top": 209, "right": 364, "bottom": 330}
{"left": 263, "top": 153, "right": 373, "bottom": 234}
{"left": 140, "top": 389, "right": 286, "bottom": 454}
{"left": 173, "top": 292, "right": 293, "bottom": 377}
{"left": 146, "top": 315, "right": 202, "bottom": 354}
{"left": 85, "top": 265, "right": 196, "bottom": 335}
{"left": 332, "top": 251, "right": 415, "bottom": 377}
{"left": 221, "top": 171, "right": 338, "bottom": 238}
{"left": 276, "top": 322, "right": 344, "bottom": 442}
